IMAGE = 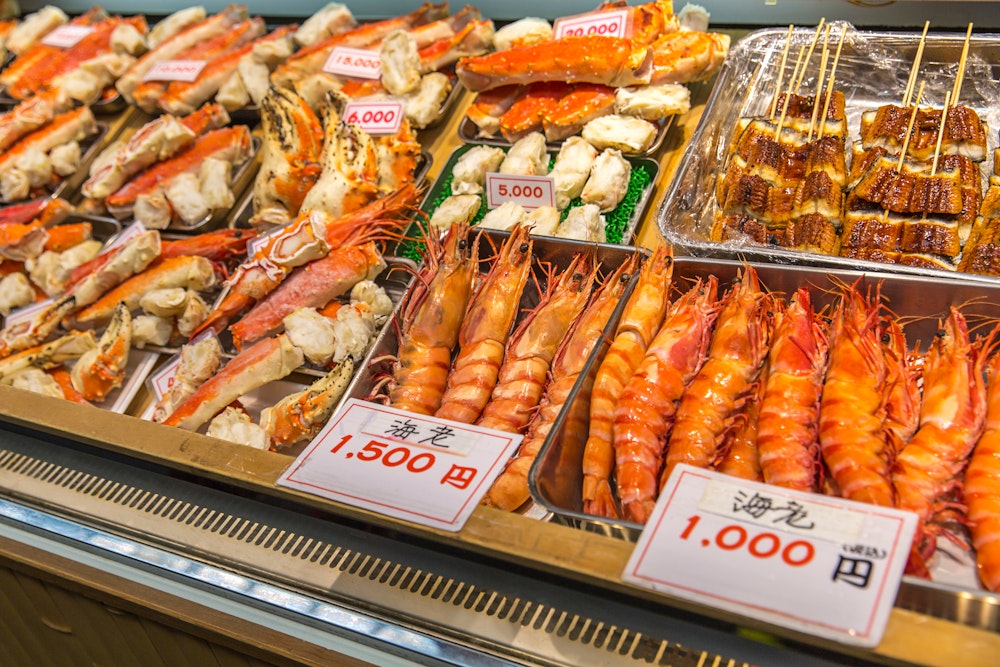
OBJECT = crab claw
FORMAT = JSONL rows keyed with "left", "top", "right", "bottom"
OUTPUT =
{"left": 260, "top": 357, "right": 355, "bottom": 448}
{"left": 70, "top": 301, "right": 132, "bottom": 401}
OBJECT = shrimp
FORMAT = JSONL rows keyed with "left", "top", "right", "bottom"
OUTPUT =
{"left": 484, "top": 259, "right": 634, "bottom": 512}
{"left": 892, "top": 308, "right": 987, "bottom": 576}
{"left": 662, "top": 266, "right": 772, "bottom": 490}
{"left": 819, "top": 281, "right": 894, "bottom": 507}
{"left": 611, "top": 277, "right": 719, "bottom": 524}
{"left": 882, "top": 314, "right": 921, "bottom": 458}
{"left": 476, "top": 252, "right": 597, "bottom": 433}
{"left": 388, "top": 223, "right": 477, "bottom": 416}
{"left": 715, "top": 360, "right": 767, "bottom": 481}
{"left": 434, "top": 225, "right": 533, "bottom": 424}
{"left": 966, "top": 351, "right": 1000, "bottom": 592}
{"left": 581, "top": 245, "right": 674, "bottom": 519}
{"left": 757, "top": 288, "right": 828, "bottom": 492}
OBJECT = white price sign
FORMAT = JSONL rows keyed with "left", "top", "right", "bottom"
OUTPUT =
{"left": 485, "top": 173, "right": 556, "bottom": 210}
{"left": 147, "top": 354, "right": 181, "bottom": 402}
{"left": 104, "top": 221, "right": 147, "bottom": 254}
{"left": 623, "top": 465, "right": 917, "bottom": 647}
{"left": 278, "top": 399, "right": 522, "bottom": 531}
{"left": 4, "top": 297, "right": 54, "bottom": 329}
{"left": 343, "top": 101, "right": 403, "bottom": 135}
{"left": 553, "top": 9, "right": 629, "bottom": 40}
{"left": 41, "top": 25, "right": 94, "bottom": 48}
{"left": 143, "top": 60, "right": 207, "bottom": 82}
{"left": 323, "top": 46, "right": 381, "bottom": 79}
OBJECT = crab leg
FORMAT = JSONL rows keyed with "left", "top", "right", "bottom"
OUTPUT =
{"left": 69, "top": 302, "right": 132, "bottom": 401}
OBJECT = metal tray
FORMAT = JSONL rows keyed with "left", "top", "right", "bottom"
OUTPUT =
{"left": 414, "top": 143, "right": 659, "bottom": 250}
{"left": 529, "top": 255, "right": 1000, "bottom": 620}
{"left": 657, "top": 23, "right": 1000, "bottom": 283}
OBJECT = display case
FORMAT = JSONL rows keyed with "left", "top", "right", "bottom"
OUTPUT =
{"left": 2, "top": 4, "right": 1000, "bottom": 666}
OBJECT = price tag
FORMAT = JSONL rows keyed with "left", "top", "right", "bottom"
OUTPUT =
{"left": 4, "top": 297, "right": 54, "bottom": 329}
{"left": 41, "top": 25, "right": 94, "bottom": 48}
{"left": 343, "top": 101, "right": 403, "bottom": 135}
{"left": 623, "top": 465, "right": 917, "bottom": 647}
{"left": 485, "top": 173, "right": 556, "bottom": 210}
{"left": 142, "top": 60, "right": 208, "bottom": 82}
{"left": 323, "top": 46, "right": 381, "bottom": 79}
{"left": 147, "top": 354, "right": 181, "bottom": 402}
{"left": 278, "top": 399, "right": 522, "bottom": 531}
{"left": 104, "top": 221, "right": 147, "bottom": 255}
{"left": 553, "top": 9, "right": 629, "bottom": 40}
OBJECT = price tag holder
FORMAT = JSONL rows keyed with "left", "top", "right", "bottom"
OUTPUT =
{"left": 623, "top": 465, "right": 917, "bottom": 647}
{"left": 278, "top": 399, "right": 522, "bottom": 531}
{"left": 323, "top": 46, "right": 382, "bottom": 79}
{"left": 143, "top": 60, "right": 208, "bottom": 82}
{"left": 553, "top": 9, "right": 629, "bottom": 40}
{"left": 4, "top": 297, "right": 55, "bottom": 329}
{"left": 485, "top": 173, "right": 556, "bottom": 210}
{"left": 343, "top": 101, "right": 403, "bottom": 135}
{"left": 41, "top": 25, "right": 94, "bottom": 48}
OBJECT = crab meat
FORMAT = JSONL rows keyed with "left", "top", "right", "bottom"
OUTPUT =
{"left": 492, "top": 17, "right": 552, "bottom": 52}
{"left": 134, "top": 192, "right": 173, "bottom": 230}
{"left": 525, "top": 205, "right": 560, "bottom": 236}
{"left": 499, "top": 132, "right": 548, "bottom": 176}
{"left": 614, "top": 83, "right": 690, "bottom": 120}
{"left": 139, "top": 287, "right": 188, "bottom": 317}
{"left": 26, "top": 239, "right": 102, "bottom": 296}
{"left": 0, "top": 272, "right": 34, "bottom": 316}
{"left": 479, "top": 200, "right": 527, "bottom": 231}
{"left": 581, "top": 148, "right": 631, "bottom": 212}
{"left": 556, "top": 203, "right": 606, "bottom": 242}
{"left": 176, "top": 291, "right": 209, "bottom": 338}
{"left": 207, "top": 406, "right": 273, "bottom": 450}
{"left": 49, "top": 141, "right": 81, "bottom": 177}
{"left": 350, "top": 280, "right": 392, "bottom": 324}
{"left": 199, "top": 158, "right": 235, "bottom": 210}
{"left": 549, "top": 136, "right": 598, "bottom": 210}
{"left": 165, "top": 173, "right": 210, "bottom": 226}
{"left": 451, "top": 145, "right": 505, "bottom": 195}
{"left": 293, "top": 3, "right": 357, "bottom": 47}
{"left": 581, "top": 114, "right": 658, "bottom": 154}
{"left": 131, "top": 314, "right": 173, "bottom": 349}
{"left": 381, "top": 30, "right": 422, "bottom": 95}
{"left": 402, "top": 72, "right": 452, "bottom": 129}
{"left": 429, "top": 194, "right": 481, "bottom": 232}
{"left": 151, "top": 334, "right": 223, "bottom": 423}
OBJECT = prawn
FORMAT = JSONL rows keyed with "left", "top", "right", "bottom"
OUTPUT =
{"left": 966, "top": 349, "right": 1000, "bottom": 592}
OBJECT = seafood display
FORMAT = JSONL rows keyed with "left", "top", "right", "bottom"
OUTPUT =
{"left": 457, "top": 1, "right": 726, "bottom": 149}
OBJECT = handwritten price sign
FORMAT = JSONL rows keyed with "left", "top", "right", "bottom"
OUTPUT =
{"left": 623, "top": 465, "right": 917, "bottom": 647}
{"left": 41, "top": 25, "right": 94, "bottom": 48}
{"left": 553, "top": 9, "right": 629, "bottom": 40}
{"left": 323, "top": 46, "right": 382, "bottom": 79}
{"left": 143, "top": 60, "right": 207, "bottom": 82}
{"left": 278, "top": 399, "right": 521, "bottom": 531}
{"left": 485, "top": 173, "right": 555, "bottom": 210}
{"left": 343, "top": 101, "right": 403, "bottom": 135}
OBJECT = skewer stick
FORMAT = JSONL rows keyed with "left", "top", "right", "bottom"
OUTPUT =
{"left": 897, "top": 80, "right": 925, "bottom": 174}
{"left": 931, "top": 90, "right": 952, "bottom": 176}
{"left": 775, "top": 41, "right": 809, "bottom": 138}
{"left": 808, "top": 25, "right": 832, "bottom": 141}
{"left": 902, "top": 21, "right": 930, "bottom": 107}
{"left": 794, "top": 18, "right": 826, "bottom": 93}
{"left": 770, "top": 24, "right": 795, "bottom": 120}
{"left": 819, "top": 26, "right": 847, "bottom": 140}
{"left": 951, "top": 22, "right": 973, "bottom": 107}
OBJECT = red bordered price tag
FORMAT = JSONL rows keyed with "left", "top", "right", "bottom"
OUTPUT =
{"left": 553, "top": 9, "right": 629, "bottom": 40}
{"left": 147, "top": 355, "right": 181, "bottom": 402}
{"left": 485, "top": 173, "right": 555, "bottom": 210}
{"left": 278, "top": 399, "right": 522, "bottom": 531}
{"left": 323, "top": 46, "right": 382, "bottom": 79}
{"left": 623, "top": 465, "right": 917, "bottom": 647}
{"left": 143, "top": 60, "right": 208, "bottom": 82}
{"left": 4, "top": 297, "right": 54, "bottom": 329}
{"left": 41, "top": 25, "right": 94, "bottom": 48}
{"left": 343, "top": 101, "right": 403, "bottom": 135}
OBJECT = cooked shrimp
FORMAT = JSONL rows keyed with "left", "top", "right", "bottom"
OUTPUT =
{"left": 581, "top": 245, "right": 673, "bottom": 519}
{"left": 435, "top": 225, "right": 533, "bottom": 424}
{"left": 612, "top": 277, "right": 719, "bottom": 524}
{"left": 882, "top": 314, "right": 921, "bottom": 458}
{"left": 757, "top": 288, "right": 828, "bottom": 491}
{"left": 715, "top": 360, "right": 767, "bottom": 481}
{"left": 966, "top": 349, "right": 1000, "bottom": 592}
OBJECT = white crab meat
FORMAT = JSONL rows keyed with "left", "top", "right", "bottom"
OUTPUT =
{"left": 140, "top": 287, "right": 189, "bottom": 317}
{"left": 556, "top": 204, "right": 606, "bottom": 243}
{"left": 217, "top": 71, "right": 251, "bottom": 111}
{"left": 207, "top": 406, "right": 273, "bottom": 450}
{"left": 166, "top": 173, "right": 210, "bottom": 226}
{"left": 614, "top": 84, "right": 691, "bottom": 120}
{"left": 54, "top": 53, "right": 136, "bottom": 105}
{"left": 151, "top": 334, "right": 223, "bottom": 422}
{"left": 525, "top": 206, "right": 560, "bottom": 237}
{"left": 176, "top": 292, "right": 209, "bottom": 338}
{"left": 146, "top": 7, "right": 206, "bottom": 50}
{"left": 402, "top": 72, "right": 451, "bottom": 129}
{"left": 429, "top": 194, "right": 482, "bottom": 232}
{"left": 380, "top": 30, "right": 422, "bottom": 96}
{"left": 199, "top": 158, "right": 235, "bottom": 210}
{"left": 5, "top": 6, "right": 68, "bottom": 56}
{"left": 8, "top": 368, "right": 64, "bottom": 399}
{"left": 252, "top": 33, "right": 295, "bottom": 67}
{"left": 350, "top": 280, "right": 393, "bottom": 324}
{"left": 26, "top": 239, "right": 102, "bottom": 297}
{"left": 479, "top": 200, "right": 527, "bottom": 231}
{"left": 0, "top": 272, "right": 34, "bottom": 316}
{"left": 549, "top": 136, "right": 598, "bottom": 210}
{"left": 1, "top": 169, "right": 29, "bottom": 202}
{"left": 134, "top": 191, "right": 173, "bottom": 230}
{"left": 581, "top": 149, "right": 631, "bottom": 212}
{"left": 294, "top": 3, "right": 356, "bottom": 47}
{"left": 581, "top": 115, "right": 658, "bottom": 154}
{"left": 110, "top": 23, "right": 147, "bottom": 55}
{"left": 15, "top": 147, "right": 52, "bottom": 189}
{"left": 679, "top": 3, "right": 711, "bottom": 32}
{"left": 329, "top": 304, "right": 377, "bottom": 363}
{"left": 499, "top": 132, "right": 548, "bottom": 176}
{"left": 492, "top": 18, "right": 552, "bottom": 52}
{"left": 49, "top": 141, "right": 81, "bottom": 177}
{"left": 293, "top": 72, "right": 343, "bottom": 113}
{"left": 237, "top": 56, "right": 272, "bottom": 106}
{"left": 284, "top": 307, "right": 338, "bottom": 366}
{"left": 451, "top": 145, "right": 505, "bottom": 195}
{"left": 131, "top": 314, "right": 174, "bottom": 349}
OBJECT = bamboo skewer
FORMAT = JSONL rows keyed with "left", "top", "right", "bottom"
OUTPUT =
{"left": 902, "top": 21, "right": 930, "bottom": 107}
{"left": 818, "top": 26, "right": 847, "bottom": 140}
{"left": 808, "top": 25, "right": 832, "bottom": 142}
{"left": 775, "top": 40, "right": 809, "bottom": 138}
{"left": 794, "top": 18, "right": 826, "bottom": 93}
{"left": 951, "top": 22, "right": 973, "bottom": 107}
{"left": 770, "top": 24, "right": 795, "bottom": 120}
{"left": 931, "top": 90, "right": 952, "bottom": 176}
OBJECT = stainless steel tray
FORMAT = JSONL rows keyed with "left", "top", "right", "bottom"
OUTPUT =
{"left": 529, "top": 255, "right": 1000, "bottom": 614}
{"left": 657, "top": 23, "right": 1000, "bottom": 283}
